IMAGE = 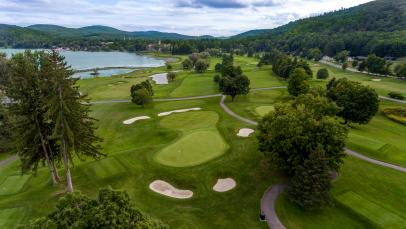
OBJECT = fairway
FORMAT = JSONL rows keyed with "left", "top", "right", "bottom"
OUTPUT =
{"left": 0, "top": 175, "right": 30, "bottom": 196}
{"left": 85, "top": 157, "right": 128, "bottom": 179}
{"left": 336, "top": 192, "right": 406, "bottom": 228}
{"left": 0, "top": 208, "right": 20, "bottom": 228}
{"left": 154, "top": 130, "right": 229, "bottom": 167}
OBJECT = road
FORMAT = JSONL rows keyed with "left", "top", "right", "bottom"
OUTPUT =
{"left": 261, "top": 184, "right": 287, "bottom": 229}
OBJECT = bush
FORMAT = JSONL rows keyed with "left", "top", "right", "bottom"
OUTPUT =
{"left": 166, "top": 63, "right": 172, "bottom": 70}
{"left": 195, "top": 59, "right": 209, "bottom": 73}
{"left": 167, "top": 72, "right": 176, "bottom": 82}
{"left": 213, "top": 74, "right": 220, "bottom": 83}
{"left": 317, "top": 68, "right": 329, "bottom": 79}
{"left": 383, "top": 108, "right": 406, "bottom": 125}
{"left": 182, "top": 59, "right": 193, "bottom": 70}
{"left": 388, "top": 92, "right": 404, "bottom": 100}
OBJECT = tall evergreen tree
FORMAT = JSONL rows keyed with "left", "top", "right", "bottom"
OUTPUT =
{"left": 2, "top": 51, "right": 60, "bottom": 185}
{"left": 287, "top": 150, "right": 332, "bottom": 210}
{"left": 44, "top": 51, "right": 103, "bottom": 192}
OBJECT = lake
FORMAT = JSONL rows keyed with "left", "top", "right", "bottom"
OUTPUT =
{"left": 0, "top": 48, "right": 165, "bottom": 78}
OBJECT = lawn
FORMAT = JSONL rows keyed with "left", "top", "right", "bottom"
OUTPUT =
{"left": 310, "top": 61, "right": 406, "bottom": 97}
{"left": 277, "top": 155, "right": 406, "bottom": 229}
{"left": 0, "top": 175, "right": 31, "bottom": 196}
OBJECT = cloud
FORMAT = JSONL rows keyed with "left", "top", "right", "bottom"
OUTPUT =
{"left": 0, "top": 0, "right": 374, "bottom": 36}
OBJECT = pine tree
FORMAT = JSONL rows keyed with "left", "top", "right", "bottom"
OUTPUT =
{"left": 287, "top": 151, "right": 332, "bottom": 210}
{"left": 44, "top": 51, "right": 103, "bottom": 192}
{"left": 2, "top": 51, "right": 60, "bottom": 185}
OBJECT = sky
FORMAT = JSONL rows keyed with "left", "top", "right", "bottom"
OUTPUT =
{"left": 0, "top": 0, "right": 374, "bottom": 36}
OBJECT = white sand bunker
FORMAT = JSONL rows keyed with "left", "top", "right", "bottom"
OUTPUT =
{"left": 123, "top": 116, "right": 150, "bottom": 125}
{"left": 213, "top": 178, "right": 237, "bottom": 192}
{"left": 150, "top": 73, "right": 168, "bottom": 85}
{"left": 149, "top": 180, "right": 193, "bottom": 199}
{"left": 371, "top": 78, "right": 382, "bottom": 82}
{"left": 158, "top": 108, "right": 201, "bottom": 117}
{"left": 237, "top": 128, "right": 254, "bottom": 137}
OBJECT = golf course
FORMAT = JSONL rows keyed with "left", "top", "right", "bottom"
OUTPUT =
{"left": 0, "top": 54, "right": 405, "bottom": 229}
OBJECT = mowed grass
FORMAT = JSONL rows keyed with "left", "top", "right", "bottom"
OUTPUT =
{"left": 156, "top": 111, "right": 229, "bottom": 167}
{"left": 255, "top": 105, "right": 275, "bottom": 117}
{"left": 0, "top": 175, "right": 30, "bottom": 196}
{"left": 347, "top": 101, "right": 406, "bottom": 167}
{"left": 0, "top": 208, "right": 22, "bottom": 228}
{"left": 85, "top": 157, "right": 128, "bottom": 179}
{"left": 170, "top": 72, "right": 219, "bottom": 97}
{"left": 277, "top": 156, "right": 406, "bottom": 229}
{"left": 310, "top": 61, "right": 406, "bottom": 97}
{"left": 336, "top": 191, "right": 406, "bottom": 228}
{"left": 154, "top": 130, "right": 229, "bottom": 167}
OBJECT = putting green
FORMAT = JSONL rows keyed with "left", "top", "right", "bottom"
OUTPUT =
{"left": 155, "top": 130, "right": 228, "bottom": 167}
{"left": 156, "top": 111, "right": 229, "bottom": 167}
{"left": 0, "top": 175, "right": 30, "bottom": 195}
{"left": 255, "top": 105, "right": 275, "bottom": 117}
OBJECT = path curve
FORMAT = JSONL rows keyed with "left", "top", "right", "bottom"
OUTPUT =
{"left": 261, "top": 184, "right": 287, "bottom": 229}
{"left": 0, "top": 155, "right": 18, "bottom": 167}
{"left": 90, "top": 86, "right": 405, "bottom": 105}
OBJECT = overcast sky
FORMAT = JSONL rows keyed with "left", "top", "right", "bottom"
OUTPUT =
{"left": 0, "top": 0, "right": 373, "bottom": 36}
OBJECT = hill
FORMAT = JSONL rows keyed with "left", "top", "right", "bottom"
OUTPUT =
{"left": 233, "top": 0, "right": 406, "bottom": 57}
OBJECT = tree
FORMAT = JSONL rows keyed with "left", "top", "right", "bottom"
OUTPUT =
{"left": 352, "top": 60, "right": 359, "bottom": 68}
{"left": 364, "top": 54, "right": 391, "bottom": 75}
{"left": 44, "top": 51, "right": 103, "bottom": 192}
{"left": 342, "top": 62, "right": 349, "bottom": 70}
{"left": 215, "top": 63, "right": 223, "bottom": 72}
{"left": 182, "top": 58, "right": 193, "bottom": 70}
{"left": 287, "top": 151, "right": 332, "bottom": 210}
{"left": 194, "top": 59, "right": 209, "bottom": 73}
{"left": 307, "top": 48, "right": 322, "bottom": 61}
{"left": 317, "top": 68, "right": 329, "bottom": 79}
{"left": 24, "top": 189, "right": 167, "bottom": 228}
{"left": 167, "top": 72, "right": 176, "bottom": 82}
{"left": 0, "top": 103, "right": 12, "bottom": 153}
{"left": 258, "top": 94, "right": 348, "bottom": 174}
{"left": 2, "top": 51, "right": 61, "bottom": 186}
{"left": 288, "top": 68, "right": 310, "bottom": 96}
{"left": 165, "top": 63, "right": 172, "bottom": 71}
{"left": 131, "top": 80, "right": 154, "bottom": 107}
{"left": 388, "top": 92, "right": 404, "bottom": 100}
{"left": 327, "top": 78, "right": 379, "bottom": 124}
{"left": 219, "top": 75, "right": 250, "bottom": 101}
{"left": 394, "top": 64, "right": 406, "bottom": 78}
{"left": 334, "top": 50, "right": 350, "bottom": 63}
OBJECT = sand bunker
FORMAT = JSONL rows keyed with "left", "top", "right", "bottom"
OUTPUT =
{"left": 149, "top": 180, "right": 193, "bottom": 199}
{"left": 150, "top": 73, "right": 168, "bottom": 85}
{"left": 237, "top": 128, "right": 254, "bottom": 137}
{"left": 213, "top": 178, "right": 237, "bottom": 192}
{"left": 158, "top": 108, "right": 201, "bottom": 117}
{"left": 123, "top": 116, "right": 150, "bottom": 125}
{"left": 371, "top": 79, "right": 382, "bottom": 82}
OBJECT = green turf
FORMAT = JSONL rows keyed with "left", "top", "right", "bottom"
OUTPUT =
{"left": 154, "top": 130, "right": 229, "bottom": 167}
{"left": 255, "top": 105, "right": 275, "bottom": 117}
{"left": 0, "top": 175, "right": 30, "bottom": 196}
{"left": 310, "top": 61, "right": 406, "bottom": 97}
{"left": 86, "top": 157, "right": 128, "bottom": 179}
{"left": 155, "top": 111, "right": 229, "bottom": 167}
{"left": 336, "top": 191, "right": 406, "bottom": 228}
{"left": 170, "top": 72, "right": 218, "bottom": 97}
{"left": 0, "top": 208, "right": 21, "bottom": 228}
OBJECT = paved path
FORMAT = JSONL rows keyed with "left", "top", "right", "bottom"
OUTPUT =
{"left": 345, "top": 148, "right": 406, "bottom": 173}
{"left": 261, "top": 184, "right": 287, "bottom": 229}
{"left": 0, "top": 155, "right": 18, "bottom": 167}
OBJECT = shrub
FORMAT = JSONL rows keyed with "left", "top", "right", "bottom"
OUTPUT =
{"left": 316, "top": 68, "right": 329, "bottom": 79}
{"left": 383, "top": 108, "right": 406, "bottom": 125}
{"left": 167, "top": 72, "right": 176, "bottom": 82}
{"left": 388, "top": 92, "right": 404, "bottom": 100}
{"left": 213, "top": 74, "right": 220, "bottom": 83}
